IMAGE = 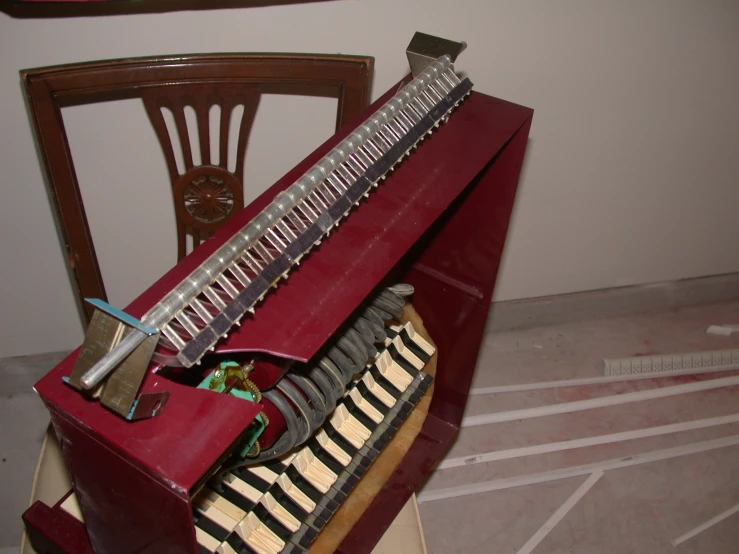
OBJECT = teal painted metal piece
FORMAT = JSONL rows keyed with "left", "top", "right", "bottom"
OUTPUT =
{"left": 197, "top": 361, "right": 265, "bottom": 457}
{"left": 84, "top": 298, "right": 158, "bottom": 335}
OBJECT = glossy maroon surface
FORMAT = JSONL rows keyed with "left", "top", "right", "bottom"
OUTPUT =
{"left": 337, "top": 115, "right": 532, "bottom": 553}
{"left": 25, "top": 75, "right": 533, "bottom": 553}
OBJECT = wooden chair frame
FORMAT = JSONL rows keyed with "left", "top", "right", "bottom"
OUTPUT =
{"left": 22, "top": 53, "right": 373, "bottom": 324}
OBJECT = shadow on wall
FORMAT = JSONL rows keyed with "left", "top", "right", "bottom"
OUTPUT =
{"left": 1, "top": 0, "right": 334, "bottom": 18}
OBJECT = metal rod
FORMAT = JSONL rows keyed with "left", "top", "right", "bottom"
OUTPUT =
{"left": 79, "top": 330, "right": 147, "bottom": 390}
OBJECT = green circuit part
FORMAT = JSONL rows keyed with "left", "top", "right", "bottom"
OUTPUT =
{"left": 197, "top": 361, "right": 265, "bottom": 458}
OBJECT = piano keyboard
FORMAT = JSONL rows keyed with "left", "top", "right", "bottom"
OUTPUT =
{"left": 192, "top": 321, "right": 434, "bottom": 554}
{"left": 79, "top": 53, "right": 471, "bottom": 392}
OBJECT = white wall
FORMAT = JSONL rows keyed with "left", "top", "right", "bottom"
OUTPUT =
{"left": 1, "top": 0, "right": 738, "bottom": 358}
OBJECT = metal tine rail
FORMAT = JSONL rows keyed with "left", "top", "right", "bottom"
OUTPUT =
{"left": 79, "top": 55, "right": 469, "bottom": 391}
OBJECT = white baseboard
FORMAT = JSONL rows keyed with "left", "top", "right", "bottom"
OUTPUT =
{"left": 487, "top": 272, "right": 739, "bottom": 333}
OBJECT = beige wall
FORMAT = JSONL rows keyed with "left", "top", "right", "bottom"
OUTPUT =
{"left": 1, "top": 0, "right": 738, "bottom": 358}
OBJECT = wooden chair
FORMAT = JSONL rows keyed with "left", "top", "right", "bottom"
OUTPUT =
{"left": 22, "top": 53, "right": 373, "bottom": 323}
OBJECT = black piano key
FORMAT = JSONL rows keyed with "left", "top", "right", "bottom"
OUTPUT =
{"left": 232, "top": 468, "right": 271, "bottom": 494}
{"left": 198, "top": 545, "right": 213, "bottom": 554}
{"left": 284, "top": 466, "right": 333, "bottom": 505}
{"left": 305, "top": 437, "right": 346, "bottom": 475}
{"left": 368, "top": 365, "right": 403, "bottom": 396}
{"left": 343, "top": 396, "right": 380, "bottom": 432}
{"left": 377, "top": 426, "right": 397, "bottom": 450}
{"left": 331, "top": 471, "right": 360, "bottom": 496}
{"left": 387, "top": 344, "right": 421, "bottom": 378}
{"left": 262, "top": 458, "right": 290, "bottom": 475}
{"left": 252, "top": 503, "right": 294, "bottom": 544}
{"left": 290, "top": 524, "right": 318, "bottom": 549}
{"left": 354, "top": 381, "right": 391, "bottom": 416}
{"left": 323, "top": 421, "right": 360, "bottom": 457}
{"left": 281, "top": 543, "right": 308, "bottom": 554}
{"left": 225, "top": 530, "right": 258, "bottom": 554}
{"left": 384, "top": 327, "right": 399, "bottom": 341}
{"left": 194, "top": 513, "right": 230, "bottom": 543}
{"left": 217, "top": 481, "right": 256, "bottom": 513}
{"left": 310, "top": 496, "right": 339, "bottom": 528}
{"left": 399, "top": 328, "right": 432, "bottom": 363}
{"left": 267, "top": 486, "right": 310, "bottom": 523}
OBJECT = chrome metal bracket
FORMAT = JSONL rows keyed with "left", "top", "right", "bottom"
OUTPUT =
{"left": 406, "top": 32, "right": 467, "bottom": 77}
{"left": 64, "top": 299, "right": 165, "bottom": 420}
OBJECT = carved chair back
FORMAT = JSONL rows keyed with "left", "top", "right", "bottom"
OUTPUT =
{"left": 22, "top": 53, "right": 373, "bottom": 322}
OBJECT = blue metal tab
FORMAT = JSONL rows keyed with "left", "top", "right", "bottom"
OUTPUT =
{"left": 84, "top": 298, "right": 158, "bottom": 335}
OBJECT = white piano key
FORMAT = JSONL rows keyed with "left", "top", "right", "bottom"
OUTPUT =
{"left": 391, "top": 336, "right": 425, "bottom": 370}
{"left": 198, "top": 488, "right": 247, "bottom": 523}
{"left": 389, "top": 116, "right": 408, "bottom": 135}
{"left": 216, "top": 542, "right": 239, "bottom": 554}
{"left": 278, "top": 452, "right": 298, "bottom": 466}
{"left": 379, "top": 127, "right": 399, "bottom": 145}
{"left": 402, "top": 322, "right": 436, "bottom": 356}
{"left": 276, "top": 473, "right": 316, "bottom": 513}
{"left": 303, "top": 190, "right": 326, "bottom": 214}
{"left": 293, "top": 448, "right": 337, "bottom": 494}
{"left": 348, "top": 388, "right": 384, "bottom": 424}
{"left": 222, "top": 473, "right": 263, "bottom": 504}
{"left": 195, "top": 526, "right": 222, "bottom": 553}
{"left": 193, "top": 492, "right": 239, "bottom": 533}
{"left": 361, "top": 372, "right": 397, "bottom": 408}
{"left": 242, "top": 251, "right": 265, "bottom": 273}
{"left": 248, "top": 465, "right": 280, "bottom": 486}
{"left": 329, "top": 405, "right": 371, "bottom": 450}
{"left": 376, "top": 350, "right": 413, "bottom": 391}
{"left": 426, "top": 84, "right": 443, "bottom": 102}
{"left": 316, "top": 429, "right": 352, "bottom": 466}
{"left": 235, "top": 512, "right": 285, "bottom": 554}
{"left": 260, "top": 493, "right": 301, "bottom": 533}
{"left": 372, "top": 132, "right": 392, "bottom": 152}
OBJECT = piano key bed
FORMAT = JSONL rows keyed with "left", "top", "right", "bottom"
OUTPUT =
{"left": 192, "top": 307, "right": 436, "bottom": 554}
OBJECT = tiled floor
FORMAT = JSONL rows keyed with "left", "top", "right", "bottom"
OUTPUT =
{"left": 418, "top": 300, "right": 739, "bottom": 553}
{"left": 2, "top": 297, "right": 739, "bottom": 552}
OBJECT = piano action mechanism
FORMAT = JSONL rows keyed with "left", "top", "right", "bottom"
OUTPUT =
{"left": 22, "top": 32, "right": 533, "bottom": 554}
